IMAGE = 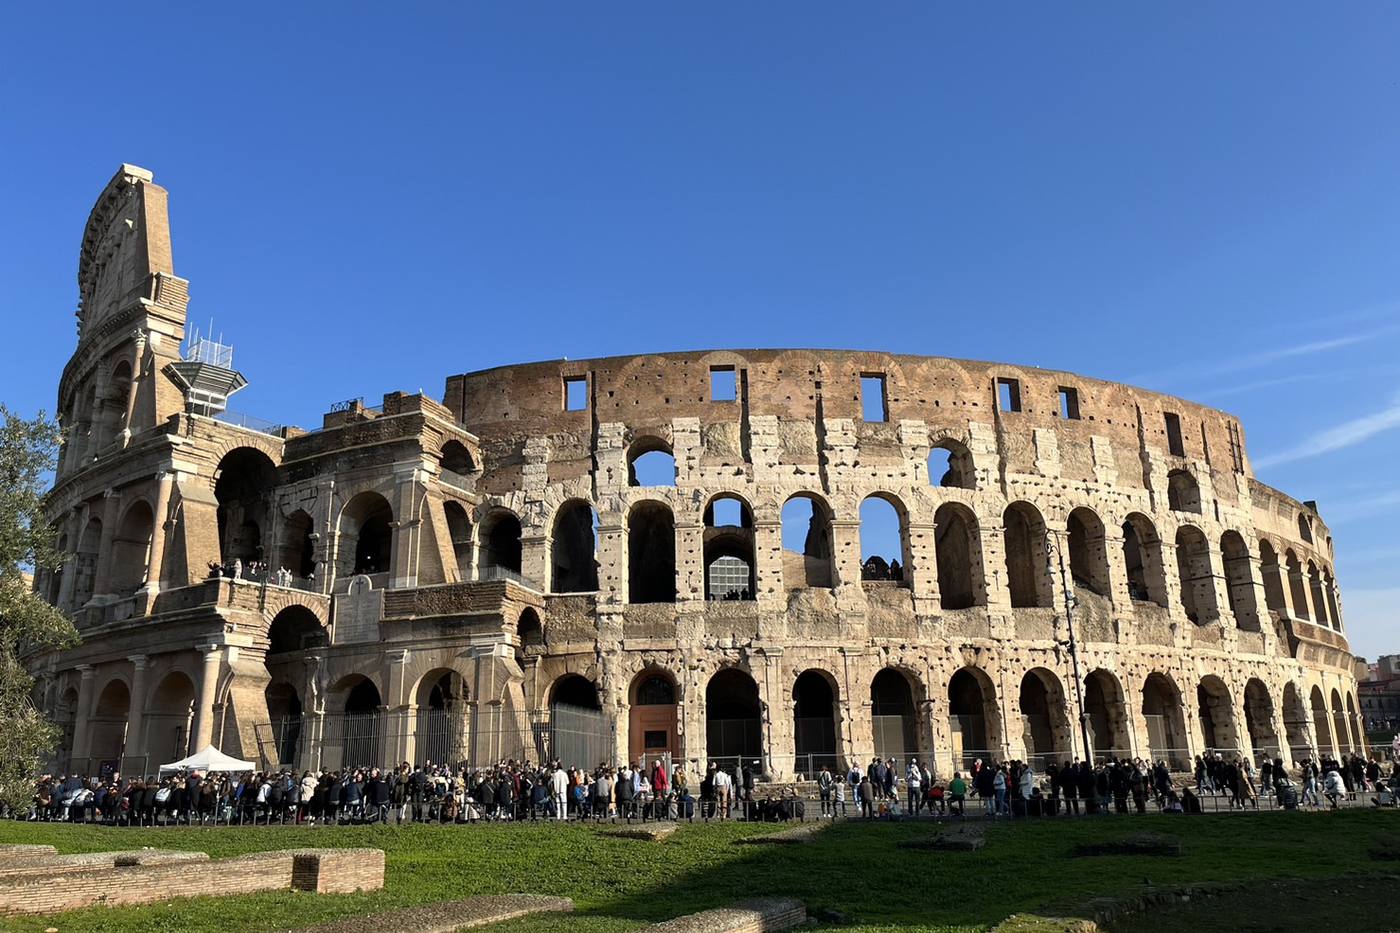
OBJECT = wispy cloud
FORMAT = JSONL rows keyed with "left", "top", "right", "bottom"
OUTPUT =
{"left": 1254, "top": 391, "right": 1400, "bottom": 468}
{"left": 1320, "top": 488, "right": 1400, "bottom": 524}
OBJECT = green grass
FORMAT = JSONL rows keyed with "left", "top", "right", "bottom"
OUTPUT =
{"left": 0, "top": 811, "right": 1395, "bottom": 932}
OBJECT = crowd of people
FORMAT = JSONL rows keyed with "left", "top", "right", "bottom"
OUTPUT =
{"left": 20, "top": 750, "right": 1397, "bottom": 827}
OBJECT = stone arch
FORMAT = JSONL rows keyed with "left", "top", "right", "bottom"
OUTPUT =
{"left": 1196, "top": 674, "right": 1241, "bottom": 753}
{"left": 145, "top": 670, "right": 197, "bottom": 766}
{"left": 628, "top": 666, "right": 679, "bottom": 763}
{"left": 1175, "top": 524, "right": 1218, "bottom": 623}
{"left": 264, "top": 681, "right": 303, "bottom": 766}
{"left": 628, "top": 500, "right": 676, "bottom": 603}
{"left": 1166, "top": 469, "right": 1202, "bottom": 514}
{"left": 628, "top": 436, "right": 676, "bottom": 487}
{"left": 1285, "top": 549, "right": 1310, "bottom": 620}
{"left": 73, "top": 514, "right": 102, "bottom": 607}
{"left": 793, "top": 668, "right": 840, "bottom": 775}
{"left": 705, "top": 666, "right": 763, "bottom": 765}
{"left": 1297, "top": 512, "right": 1313, "bottom": 543}
{"left": 479, "top": 508, "right": 522, "bottom": 575}
{"left": 110, "top": 498, "right": 155, "bottom": 595}
{"left": 935, "top": 501, "right": 984, "bottom": 609}
{"left": 550, "top": 673, "right": 602, "bottom": 711}
{"left": 439, "top": 439, "right": 476, "bottom": 476}
{"left": 338, "top": 491, "right": 394, "bottom": 576}
{"left": 704, "top": 494, "right": 755, "bottom": 600}
{"left": 1122, "top": 513, "right": 1168, "bottom": 607}
{"left": 1220, "top": 531, "right": 1260, "bottom": 630}
{"left": 1258, "top": 539, "right": 1288, "bottom": 614}
{"left": 277, "top": 508, "right": 316, "bottom": 579}
{"left": 948, "top": 666, "right": 1001, "bottom": 767}
{"left": 871, "top": 667, "right": 920, "bottom": 763}
{"left": 1324, "top": 569, "right": 1342, "bottom": 631}
{"left": 214, "top": 447, "right": 279, "bottom": 565}
{"left": 1281, "top": 681, "right": 1310, "bottom": 763}
{"left": 1330, "top": 688, "right": 1349, "bottom": 755}
{"left": 1019, "top": 668, "right": 1070, "bottom": 767}
{"left": 1003, "top": 501, "right": 1051, "bottom": 608}
{"left": 1243, "top": 678, "right": 1280, "bottom": 762}
{"left": 1067, "top": 506, "right": 1111, "bottom": 598}
{"left": 1307, "top": 560, "right": 1330, "bottom": 628}
{"left": 266, "top": 604, "right": 328, "bottom": 655}
{"left": 328, "top": 673, "right": 383, "bottom": 769}
{"left": 1345, "top": 692, "right": 1362, "bottom": 753}
{"left": 860, "top": 493, "right": 909, "bottom": 582}
{"left": 1084, "top": 668, "right": 1132, "bottom": 760}
{"left": 443, "top": 501, "right": 472, "bottom": 580}
{"left": 413, "top": 667, "right": 469, "bottom": 765}
{"left": 517, "top": 607, "right": 544, "bottom": 650}
{"left": 1309, "top": 685, "right": 1334, "bottom": 756}
{"left": 781, "top": 492, "right": 835, "bottom": 588}
{"left": 928, "top": 438, "right": 976, "bottom": 490}
{"left": 88, "top": 677, "right": 131, "bottom": 761}
{"left": 550, "top": 498, "right": 598, "bottom": 593}
{"left": 105, "top": 358, "right": 133, "bottom": 445}
{"left": 1141, "top": 672, "right": 1188, "bottom": 769}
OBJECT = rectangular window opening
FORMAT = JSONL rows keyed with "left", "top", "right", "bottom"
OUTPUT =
{"left": 1058, "top": 386, "right": 1081, "bottom": 420}
{"left": 996, "top": 377, "right": 1022, "bottom": 413}
{"left": 564, "top": 376, "right": 588, "bottom": 411}
{"left": 710, "top": 366, "right": 736, "bottom": 402}
{"left": 860, "top": 373, "right": 888, "bottom": 422}
{"left": 1165, "top": 411, "right": 1185, "bottom": 457}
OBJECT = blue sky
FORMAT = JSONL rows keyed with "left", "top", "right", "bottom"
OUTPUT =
{"left": 2, "top": 4, "right": 1396, "bottom": 656}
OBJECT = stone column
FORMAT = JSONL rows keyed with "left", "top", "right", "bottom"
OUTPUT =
{"left": 56, "top": 508, "right": 81, "bottom": 612}
{"left": 596, "top": 514, "right": 626, "bottom": 607}
{"left": 675, "top": 519, "right": 705, "bottom": 604}
{"left": 140, "top": 472, "right": 176, "bottom": 595}
{"left": 384, "top": 648, "right": 413, "bottom": 764}
{"left": 192, "top": 644, "right": 224, "bottom": 751}
{"left": 753, "top": 518, "right": 784, "bottom": 607}
{"left": 90, "top": 490, "right": 122, "bottom": 600}
{"left": 829, "top": 518, "right": 862, "bottom": 595}
{"left": 125, "top": 655, "right": 150, "bottom": 757}
{"left": 119, "top": 330, "right": 146, "bottom": 447}
{"left": 70, "top": 665, "right": 97, "bottom": 764}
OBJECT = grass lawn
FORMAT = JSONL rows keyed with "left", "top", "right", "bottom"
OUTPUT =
{"left": 0, "top": 810, "right": 1395, "bottom": 932}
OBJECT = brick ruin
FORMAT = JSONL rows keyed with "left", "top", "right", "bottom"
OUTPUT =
{"left": 28, "top": 165, "right": 1362, "bottom": 780}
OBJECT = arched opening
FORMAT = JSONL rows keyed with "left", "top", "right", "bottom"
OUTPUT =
{"left": 781, "top": 493, "right": 834, "bottom": 588}
{"left": 55, "top": 687, "right": 79, "bottom": 770}
{"left": 1019, "top": 669, "right": 1070, "bottom": 768}
{"left": 948, "top": 668, "right": 999, "bottom": 768}
{"left": 105, "top": 360, "right": 133, "bottom": 446}
{"left": 1258, "top": 540, "right": 1288, "bottom": 614}
{"left": 1067, "top": 507, "right": 1111, "bottom": 598}
{"left": 860, "top": 494, "right": 908, "bottom": 582}
{"left": 517, "top": 608, "right": 544, "bottom": 650}
{"left": 278, "top": 509, "right": 316, "bottom": 579}
{"left": 1310, "top": 685, "right": 1335, "bottom": 756}
{"left": 871, "top": 668, "right": 918, "bottom": 763}
{"left": 705, "top": 667, "right": 762, "bottom": 765}
{"left": 73, "top": 516, "right": 102, "bottom": 607}
{"left": 1308, "top": 561, "right": 1331, "bottom": 628}
{"left": 704, "top": 495, "right": 755, "bottom": 600}
{"left": 267, "top": 605, "right": 327, "bottom": 655}
{"left": 1166, "top": 469, "right": 1201, "bottom": 514}
{"left": 88, "top": 679, "right": 131, "bottom": 762}
{"left": 415, "top": 669, "right": 467, "bottom": 765}
{"left": 1141, "top": 673, "right": 1188, "bottom": 769}
{"left": 1196, "top": 675, "right": 1240, "bottom": 754}
{"left": 1122, "top": 514, "right": 1168, "bottom": 607}
{"left": 935, "top": 502, "right": 983, "bottom": 609}
{"left": 214, "top": 448, "right": 279, "bottom": 565}
{"left": 145, "top": 671, "right": 197, "bottom": 766}
{"left": 110, "top": 500, "right": 154, "bottom": 595}
{"left": 46, "top": 533, "right": 66, "bottom": 606}
{"left": 1331, "top": 688, "right": 1350, "bottom": 755}
{"left": 1285, "top": 550, "right": 1311, "bottom": 621}
{"left": 549, "top": 674, "right": 608, "bottom": 769}
{"left": 551, "top": 499, "right": 598, "bottom": 593}
{"left": 443, "top": 501, "right": 473, "bottom": 581}
{"left": 1174, "top": 525, "right": 1218, "bottom": 623}
{"left": 264, "top": 682, "right": 303, "bottom": 767}
{"left": 1084, "top": 669, "right": 1132, "bottom": 760}
{"left": 339, "top": 492, "right": 393, "bottom": 576}
{"left": 1282, "top": 682, "right": 1310, "bottom": 764}
{"left": 334, "top": 675, "right": 383, "bottom": 768}
{"left": 628, "top": 438, "right": 676, "bottom": 487}
{"left": 793, "top": 670, "right": 839, "bottom": 774}
{"left": 1346, "top": 692, "right": 1363, "bottom": 754}
{"left": 1220, "top": 531, "right": 1259, "bottom": 630}
{"left": 628, "top": 501, "right": 676, "bottom": 603}
{"left": 479, "top": 509, "right": 522, "bottom": 575}
{"left": 1003, "top": 501, "right": 1051, "bottom": 608}
{"left": 927, "top": 439, "right": 976, "bottom": 489}
{"left": 1243, "top": 678, "right": 1280, "bottom": 763}
{"left": 439, "top": 440, "right": 476, "bottom": 477}
{"left": 1325, "top": 571, "right": 1342, "bottom": 631}
{"left": 1297, "top": 513, "right": 1313, "bottom": 544}
{"left": 629, "top": 669, "right": 679, "bottom": 764}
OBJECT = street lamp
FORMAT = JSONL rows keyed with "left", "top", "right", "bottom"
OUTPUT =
{"left": 1047, "top": 533, "right": 1094, "bottom": 764}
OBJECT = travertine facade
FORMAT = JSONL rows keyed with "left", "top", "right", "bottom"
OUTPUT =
{"left": 29, "top": 166, "right": 1364, "bottom": 779}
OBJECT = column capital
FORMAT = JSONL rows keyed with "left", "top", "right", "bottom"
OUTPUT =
{"left": 385, "top": 648, "right": 410, "bottom": 665}
{"left": 76, "top": 664, "right": 95, "bottom": 678}
{"left": 127, "top": 654, "right": 149, "bottom": 670}
{"left": 198, "top": 643, "right": 224, "bottom": 658}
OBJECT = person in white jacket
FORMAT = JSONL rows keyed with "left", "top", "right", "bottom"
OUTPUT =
{"left": 550, "top": 764, "right": 569, "bottom": 820}
{"left": 905, "top": 761, "right": 923, "bottom": 815}
{"left": 1018, "top": 765, "right": 1036, "bottom": 804}
{"left": 1323, "top": 769, "right": 1346, "bottom": 810}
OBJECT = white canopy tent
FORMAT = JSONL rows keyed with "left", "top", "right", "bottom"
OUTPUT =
{"left": 158, "top": 744, "right": 256, "bottom": 775}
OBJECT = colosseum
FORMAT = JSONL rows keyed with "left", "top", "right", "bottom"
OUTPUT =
{"left": 29, "top": 165, "right": 1364, "bottom": 781}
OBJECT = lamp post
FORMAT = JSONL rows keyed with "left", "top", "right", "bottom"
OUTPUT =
{"left": 1047, "top": 533, "right": 1094, "bottom": 764}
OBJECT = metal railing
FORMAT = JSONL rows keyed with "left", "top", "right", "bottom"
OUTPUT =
{"left": 215, "top": 409, "right": 283, "bottom": 435}
{"left": 474, "top": 566, "right": 542, "bottom": 590}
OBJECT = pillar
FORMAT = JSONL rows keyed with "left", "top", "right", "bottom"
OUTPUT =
{"left": 125, "top": 655, "right": 149, "bottom": 757}
{"left": 90, "top": 490, "right": 122, "bottom": 600}
{"left": 69, "top": 665, "right": 97, "bottom": 766}
{"left": 906, "top": 519, "right": 939, "bottom": 611}
{"left": 140, "top": 472, "right": 175, "bottom": 595}
{"left": 56, "top": 508, "right": 81, "bottom": 611}
{"left": 192, "top": 644, "right": 223, "bottom": 750}
{"left": 753, "top": 518, "right": 784, "bottom": 606}
{"left": 119, "top": 330, "right": 146, "bottom": 447}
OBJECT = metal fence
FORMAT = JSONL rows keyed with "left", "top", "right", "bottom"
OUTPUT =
{"left": 705, "top": 717, "right": 762, "bottom": 761}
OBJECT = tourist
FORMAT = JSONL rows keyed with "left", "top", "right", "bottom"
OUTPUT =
{"left": 905, "top": 759, "right": 922, "bottom": 815}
